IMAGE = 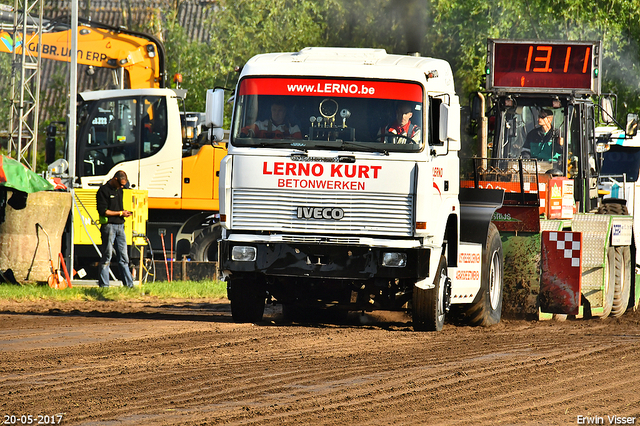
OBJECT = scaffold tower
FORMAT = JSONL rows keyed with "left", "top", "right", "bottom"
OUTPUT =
{"left": 6, "top": 0, "right": 43, "bottom": 170}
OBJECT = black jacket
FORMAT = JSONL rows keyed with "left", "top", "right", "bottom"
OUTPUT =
{"left": 96, "top": 182, "right": 125, "bottom": 225}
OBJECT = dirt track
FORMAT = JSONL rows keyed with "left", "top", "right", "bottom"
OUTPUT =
{"left": 1, "top": 299, "right": 640, "bottom": 426}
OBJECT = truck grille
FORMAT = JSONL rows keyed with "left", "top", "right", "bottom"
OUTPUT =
{"left": 231, "top": 189, "right": 414, "bottom": 236}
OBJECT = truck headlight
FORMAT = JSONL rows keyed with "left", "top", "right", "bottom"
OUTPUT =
{"left": 231, "top": 246, "right": 257, "bottom": 262}
{"left": 382, "top": 252, "right": 407, "bottom": 267}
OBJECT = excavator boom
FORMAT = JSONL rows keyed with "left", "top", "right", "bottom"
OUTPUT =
{"left": 0, "top": 15, "right": 165, "bottom": 89}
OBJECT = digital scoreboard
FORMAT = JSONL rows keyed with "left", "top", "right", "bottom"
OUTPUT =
{"left": 486, "top": 39, "right": 601, "bottom": 94}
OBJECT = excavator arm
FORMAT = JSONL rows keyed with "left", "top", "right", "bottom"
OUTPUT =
{"left": 0, "top": 15, "right": 165, "bottom": 89}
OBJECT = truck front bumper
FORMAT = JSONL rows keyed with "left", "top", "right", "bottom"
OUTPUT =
{"left": 220, "top": 239, "right": 430, "bottom": 280}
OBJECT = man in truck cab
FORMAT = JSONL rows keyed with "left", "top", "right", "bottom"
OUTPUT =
{"left": 379, "top": 102, "right": 421, "bottom": 144}
{"left": 521, "top": 109, "right": 563, "bottom": 162}
{"left": 242, "top": 98, "right": 302, "bottom": 139}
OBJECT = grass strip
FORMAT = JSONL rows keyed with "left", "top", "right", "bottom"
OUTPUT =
{"left": 0, "top": 280, "right": 228, "bottom": 301}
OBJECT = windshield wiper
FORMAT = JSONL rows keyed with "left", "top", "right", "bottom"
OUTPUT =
{"left": 234, "top": 137, "right": 299, "bottom": 149}
{"left": 338, "top": 141, "right": 392, "bottom": 154}
{"left": 304, "top": 139, "right": 388, "bottom": 153}
{"left": 380, "top": 132, "right": 418, "bottom": 145}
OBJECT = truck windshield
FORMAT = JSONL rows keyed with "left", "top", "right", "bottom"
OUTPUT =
{"left": 231, "top": 77, "right": 424, "bottom": 152}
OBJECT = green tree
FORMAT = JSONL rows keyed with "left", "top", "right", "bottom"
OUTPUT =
{"left": 168, "top": 0, "right": 340, "bottom": 113}
{"left": 423, "top": 0, "right": 640, "bottom": 120}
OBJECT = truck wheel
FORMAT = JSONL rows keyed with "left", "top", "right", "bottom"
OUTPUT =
{"left": 413, "top": 255, "right": 448, "bottom": 332}
{"left": 600, "top": 247, "right": 615, "bottom": 318}
{"left": 189, "top": 224, "right": 221, "bottom": 262}
{"left": 463, "top": 222, "right": 503, "bottom": 326}
{"left": 227, "top": 276, "right": 266, "bottom": 323}
{"left": 611, "top": 246, "right": 631, "bottom": 317}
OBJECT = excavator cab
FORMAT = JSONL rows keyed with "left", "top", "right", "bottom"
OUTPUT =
{"left": 77, "top": 93, "right": 171, "bottom": 179}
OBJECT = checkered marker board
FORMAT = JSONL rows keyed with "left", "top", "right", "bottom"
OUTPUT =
{"left": 547, "top": 231, "right": 582, "bottom": 268}
{"left": 540, "top": 231, "right": 583, "bottom": 315}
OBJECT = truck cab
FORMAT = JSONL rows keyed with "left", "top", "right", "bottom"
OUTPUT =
{"left": 210, "top": 47, "right": 504, "bottom": 331}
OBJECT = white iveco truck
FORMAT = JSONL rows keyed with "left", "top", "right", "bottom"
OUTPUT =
{"left": 207, "top": 47, "right": 505, "bottom": 331}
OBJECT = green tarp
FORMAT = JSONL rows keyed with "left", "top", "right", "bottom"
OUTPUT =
{"left": 0, "top": 155, "right": 54, "bottom": 193}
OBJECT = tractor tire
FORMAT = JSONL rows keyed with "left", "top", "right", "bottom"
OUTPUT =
{"left": 611, "top": 246, "right": 631, "bottom": 317}
{"left": 461, "top": 222, "right": 504, "bottom": 326}
{"left": 597, "top": 201, "right": 628, "bottom": 216}
{"left": 600, "top": 247, "right": 616, "bottom": 319}
{"left": 189, "top": 224, "right": 222, "bottom": 262}
{"left": 595, "top": 201, "right": 627, "bottom": 318}
{"left": 413, "top": 255, "right": 449, "bottom": 332}
{"left": 227, "top": 275, "right": 266, "bottom": 323}
{"left": 598, "top": 202, "right": 632, "bottom": 317}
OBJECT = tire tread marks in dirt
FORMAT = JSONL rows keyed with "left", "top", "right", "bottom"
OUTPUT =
{"left": 1, "top": 303, "right": 640, "bottom": 425}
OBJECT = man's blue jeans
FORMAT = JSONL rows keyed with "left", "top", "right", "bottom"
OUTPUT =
{"left": 98, "top": 223, "right": 134, "bottom": 288}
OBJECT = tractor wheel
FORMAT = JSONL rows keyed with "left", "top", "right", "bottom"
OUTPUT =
{"left": 597, "top": 201, "right": 631, "bottom": 317}
{"left": 600, "top": 247, "right": 616, "bottom": 319}
{"left": 611, "top": 246, "right": 631, "bottom": 317}
{"left": 597, "top": 201, "right": 628, "bottom": 215}
{"left": 227, "top": 275, "right": 266, "bottom": 323}
{"left": 461, "top": 222, "right": 504, "bottom": 326}
{"left": 413, "top": 255, "right": 449, "bottom": 332}
{"left": 189, "top": 224, "right": 222, "bottom": 262}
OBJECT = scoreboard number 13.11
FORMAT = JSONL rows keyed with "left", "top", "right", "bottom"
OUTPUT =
{"left": 487, "top": 39, "right": 601, "bottom": 94}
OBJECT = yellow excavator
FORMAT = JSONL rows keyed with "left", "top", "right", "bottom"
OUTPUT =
{"left": 0, "top": 13, "right": 165, "bottom": 89}
{"left": 3, "top": 13, "right": 226, "bottom": 283}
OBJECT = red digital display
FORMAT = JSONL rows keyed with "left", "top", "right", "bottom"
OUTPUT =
{"left": 488, "top": 40, "right": 600, "bottom": 94}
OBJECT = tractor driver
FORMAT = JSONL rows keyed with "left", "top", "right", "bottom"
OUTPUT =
{"left": 521, "top": 109, "right": 563, "bottom": 162}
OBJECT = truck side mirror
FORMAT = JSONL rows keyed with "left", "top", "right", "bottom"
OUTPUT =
{"left": 205, "top": 88, "right": 225, "bottom": 128}
{"left": 439, "top": 97, "right": 461, "bottom": 151}
{"left": 626, "top": 113, "right": 638, "bottom": 137}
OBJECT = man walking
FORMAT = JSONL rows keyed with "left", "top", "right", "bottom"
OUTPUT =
{"left": 96, "top": 170, "right": 134, "bottom": 288}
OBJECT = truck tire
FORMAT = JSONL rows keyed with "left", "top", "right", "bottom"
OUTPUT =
{"left": 189, "top": 224, "right": 221, "bottom": 262}
{"left": 463, "top": 222, "right": 503, "bottom": 326}
{"left": 611, "top": 246, "right": 631, "bottom": 317}
{"left": 413, "top": 255, "right": 449, "bottom": 332}
{"left": 227, "top": 275, "right": 266, "bottom": 323}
